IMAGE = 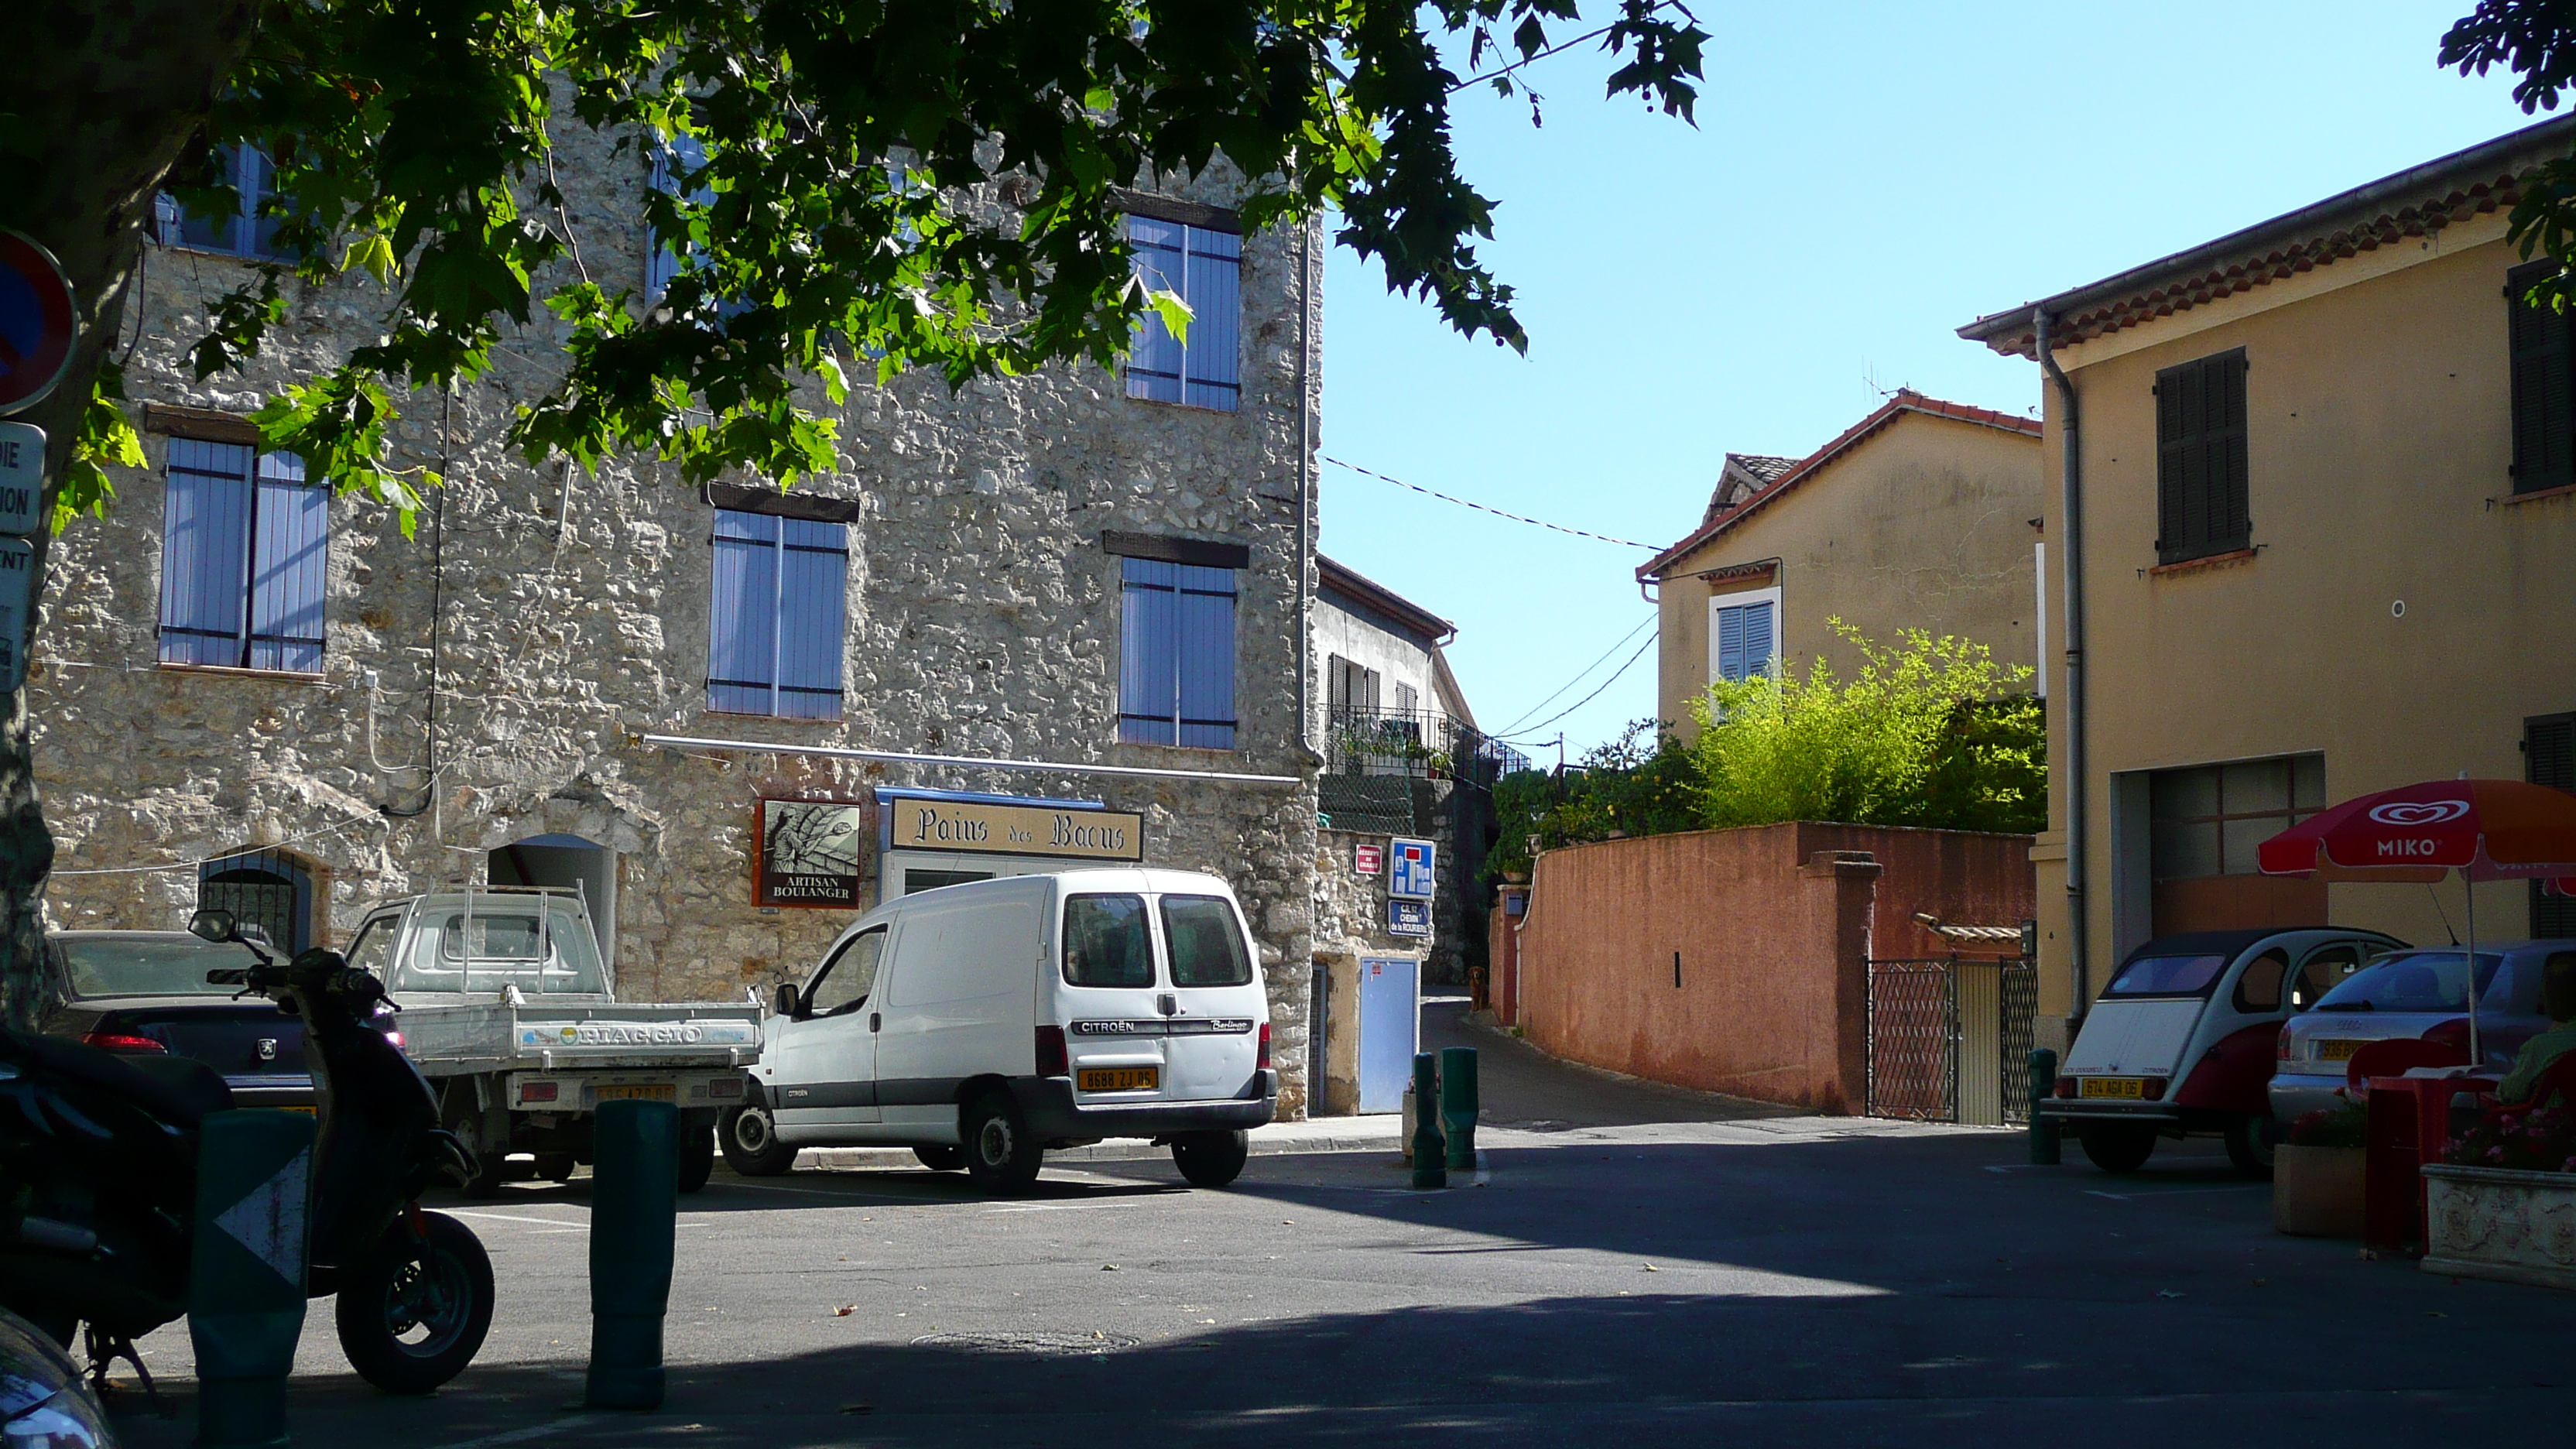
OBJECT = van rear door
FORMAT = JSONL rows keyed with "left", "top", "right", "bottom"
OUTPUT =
{"left": 1059, "top": 891, "right": 1172, "bottom": 1105}
{"left": 1156, "top": 892, "right": 1263, "bottom": 1103}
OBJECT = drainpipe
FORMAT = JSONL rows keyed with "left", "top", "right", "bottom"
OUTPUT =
{"left": 1296, "top": 216, "right": 1317, "bottom": 756}
{"left": 2033, "top": 308, "right": 2089, "bottom": 1026}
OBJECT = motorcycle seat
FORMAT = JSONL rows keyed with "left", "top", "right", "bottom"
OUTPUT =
{"left": 0, "top": 1028, "right": 234, "bottom": 1127}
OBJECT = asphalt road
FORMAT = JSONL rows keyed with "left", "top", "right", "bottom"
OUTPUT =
{"left": 101, "top": 1036, "right": 2574, "bottom": 1448}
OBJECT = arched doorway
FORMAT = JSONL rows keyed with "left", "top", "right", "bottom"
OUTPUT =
{"left": 198, "top": 848, "right": 316, "bottom": 954}
{"left": 486, "top": 833, "right": 618, "bottom": 969}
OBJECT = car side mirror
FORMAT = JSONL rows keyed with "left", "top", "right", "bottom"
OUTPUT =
{"left": 189, "top": 908, "right": 238, "bottom": 944}
{"left": 776, "top": 983, "right": 802, "bottom": 1019}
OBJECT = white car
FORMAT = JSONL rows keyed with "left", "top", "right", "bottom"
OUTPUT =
{"left": 720, "top": 868, "right": 1278, "bottom": 1192}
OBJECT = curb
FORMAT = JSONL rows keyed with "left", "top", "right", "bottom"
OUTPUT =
{"left": 803, "top": 1120, "right": 1404, "bottom": 1171}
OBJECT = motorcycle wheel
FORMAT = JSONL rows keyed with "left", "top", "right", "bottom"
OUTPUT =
{"left": 335, "top": 1211, "right": 495, "bottom": 1395}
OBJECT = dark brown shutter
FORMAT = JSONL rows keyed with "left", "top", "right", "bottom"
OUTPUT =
{"left": 2155, "top": 348, "right": 2250, "bottom": 564}
{"left": 2506, "top": 261, "right": 2574, "bottom": 496}
{"left": 2533, "top": 712, "right": 2576, "bottom": 938}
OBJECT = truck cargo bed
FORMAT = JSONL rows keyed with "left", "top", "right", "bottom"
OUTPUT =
{"left": 398, "top": 999, "right": 763, "bottom": 1074}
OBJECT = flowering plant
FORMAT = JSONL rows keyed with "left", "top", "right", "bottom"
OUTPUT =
{"left": 2445, "top": 1105, "right": 2576, "bottom": 1173}
{"left": 2287, "top": 1098, "right": 2369, "bottom": 1149}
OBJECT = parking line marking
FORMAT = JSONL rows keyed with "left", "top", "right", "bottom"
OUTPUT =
{"left": 425, "top": 1414, "right": 601, "bottom": 1449}
{"left": 444, "top": 1209, "right": 591, "bottom": 1228}
{"left": 2085, "top": 1186, "right": 2264, "bottom": 1201}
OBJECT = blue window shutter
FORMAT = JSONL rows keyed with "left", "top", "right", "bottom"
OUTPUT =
{"left": 707, "top": 509, "right": 779, "bottom": 714}
{"left": 1118, "top": 557, "right": 1180, "bottom": 742}
{"left": 1744, "top": 601, "right": 1774, "bottom": 678}
{"left": 1714, "top": 604, "right": 1745, "bottom": 682}
{"left": 775, "top": 518, "right": 848, "bottom": 720}
{"left": 1173, "top": 564, "right": 1238, "bottom": 748}
{"left": 1125, "top": 217, "right": 1186, "bottom": 403}
{"left": 1183, "top": 228, "right": 1242, "bottom": 411}
{"left": 648, "top": 135, "right": 712, "bottom": 306}
{"left": 159, "top": 439, "right": 254, "bottom": 666}
{"left": 176, "top": 145, "right": 244, "bottom": 253}
{"left": 246, "top": 451, "right": 325, "bottom": 673}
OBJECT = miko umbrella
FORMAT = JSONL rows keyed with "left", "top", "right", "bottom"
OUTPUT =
{"left": 2259, "top": 778, "right": 2576, "bottom": 1067}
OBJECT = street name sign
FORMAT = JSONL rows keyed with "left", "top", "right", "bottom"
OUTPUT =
{"left": 1386, "top": 899, "right": 1431, "bottom": 938}
{"left": 0, "top": 231, "right": 76, "bottom": 416}
{"left": 1353, "top": 841, "right": 1382, "bottom": 875}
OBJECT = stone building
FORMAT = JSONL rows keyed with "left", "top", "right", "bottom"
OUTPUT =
{"left": 34, "top": 124, "right": 1331, "bottom": 1114}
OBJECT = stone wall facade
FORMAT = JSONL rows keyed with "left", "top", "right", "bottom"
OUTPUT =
{"left": 34, "top": 119, "right": 1328, "bottom": 1115}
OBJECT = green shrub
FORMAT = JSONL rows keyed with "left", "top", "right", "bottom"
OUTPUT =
{"left": 1690, "top": 622, "right": 2043, "bottom": 834}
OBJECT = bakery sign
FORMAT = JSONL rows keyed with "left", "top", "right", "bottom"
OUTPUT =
{"left": 756, "top": 798, "right": 869, "bottom": 908}
{"left": 888, "top": 796, "right": 1145, "bottom": 863}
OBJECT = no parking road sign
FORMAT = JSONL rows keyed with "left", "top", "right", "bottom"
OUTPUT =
{"left": 0, "top": 230, "right": 77, "bottom": 416}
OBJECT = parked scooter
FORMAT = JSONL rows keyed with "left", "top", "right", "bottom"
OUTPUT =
{"left": 0, "top": 910, "right": 495, "bottom": 1394}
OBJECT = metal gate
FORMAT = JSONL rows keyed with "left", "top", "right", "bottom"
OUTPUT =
{"left": 1865, "top": 956, "right": 2040, "bottom": 1125}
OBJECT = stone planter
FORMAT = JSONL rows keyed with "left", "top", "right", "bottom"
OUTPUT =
{"left": 2273, "top": 1145, "right": 2365, "bottom": 1238}
{"left": 2422, "top": 1164, "right": 2576, "bottom": 1290}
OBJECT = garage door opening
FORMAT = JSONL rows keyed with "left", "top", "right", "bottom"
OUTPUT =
{"left": 487, "top": 833, "right": 618, "bottom": 969}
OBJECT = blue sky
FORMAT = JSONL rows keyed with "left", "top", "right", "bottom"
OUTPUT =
{"left": 1317, "top": 0, "right": 2533, "bottom": 762}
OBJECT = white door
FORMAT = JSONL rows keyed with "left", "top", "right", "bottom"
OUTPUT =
{"left": 770, "top": 926, "right": 889, "bottom": 1129}
{"left": 1057, "top": 889, "right": 1171, "bottom": 1105}
{"left": 1156, "top": 892, "right": 1264, "bottom": 1103}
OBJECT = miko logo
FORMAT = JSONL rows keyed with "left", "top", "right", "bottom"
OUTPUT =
{"left": 2367, "top": 800, "right": 2470, "bottom": 827}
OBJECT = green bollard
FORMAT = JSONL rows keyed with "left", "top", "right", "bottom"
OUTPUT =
{"left": 587, "top": 1098, "right": 678, "bottom": 1411}
{"left": 2028, "top": 1049, "right": 2061, "bottom": 1166}
{"left": 1410, "top": 1053, "right": 1447, "bottom": 1190}
{"left": 1439, "top": 1046, "right": 1478, "bottom": 1173}
{"left": 190, "top": 1109, "right": 316, "bottom": 1449}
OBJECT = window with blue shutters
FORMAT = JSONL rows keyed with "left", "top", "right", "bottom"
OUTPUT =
{"left": 1118, "top": 557, "right": 1237, "bottom": 748}
{"left": 156, "top": 145, "right": 293, "bottom": 261}
{"left": 1125, "top": 211, "right": 1242, "bottom": 412}
{"left": 1708, "top": 591, "right": 1778, "bottom": 683}
{"left": 707, "top": 507, "right": 848, "bottom": 718}
{"left": 159, "top": 438, "right": 326, "bottom": 673}
{"left": 646, "top": 135, "right": 713, "bottom": 307}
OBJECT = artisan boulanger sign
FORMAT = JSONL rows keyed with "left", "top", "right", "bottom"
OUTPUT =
{"left": 892, "top": 796, "right": 1145, "bottom": 862}
{"left": 757, "top": 798, "right": 868, "bottom": 908}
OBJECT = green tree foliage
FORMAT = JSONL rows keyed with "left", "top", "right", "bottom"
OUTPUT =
{"left": 1690, "top": 623, "right": 2043, "bottom": 834}
{"left": 59, "top": 0, "right": 1711, "bottom": 526}
{"left": 1482, "top": 719, "right": 1699, "bottom": 886}
{"left": 2444, "top": 2, "right": 2576, "bottom": 312}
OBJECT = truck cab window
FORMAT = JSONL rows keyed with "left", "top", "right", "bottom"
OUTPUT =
{"left": 808, "top": 929, "right": 885, "bottom": 1016}
{"left": 344, "top": 916, "right": 399, "bottom": 977}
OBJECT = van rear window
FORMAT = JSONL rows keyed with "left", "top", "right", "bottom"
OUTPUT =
{"left": 1064, "top": 895, "right": 1153, "bottom": 988}
{"left": 1163, "top": 896, "right": 1252, "bottom": 987}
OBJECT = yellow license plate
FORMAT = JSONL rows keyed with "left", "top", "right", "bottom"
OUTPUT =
{"left": 2317, "top": 1040, "right": 2365, "bottom": 1062}
{"left": 277, "top": 1105, "right": 317, "bottom": 1115}
{"left": 1077, "top": 1067, "right": 1158, "bottom": 1093}
{"left": 596, "top": 1084, "right": 676, "bottom": 1102}
{"left": 2078, "top": 1077, "right": 2147, "bottom": 1099}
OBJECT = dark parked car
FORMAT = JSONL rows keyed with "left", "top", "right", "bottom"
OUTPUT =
{"left": 35, "top": 930, "right": 313, "bottom": 1109}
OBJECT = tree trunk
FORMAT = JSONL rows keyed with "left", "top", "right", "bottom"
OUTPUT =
{"left": 2, "top": 1, "right": 261, "bottom": 1026}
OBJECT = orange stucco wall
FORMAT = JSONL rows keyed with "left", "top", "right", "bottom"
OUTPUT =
{"left": 1512, "top": 823, "right": 2035, "bottom": 1108}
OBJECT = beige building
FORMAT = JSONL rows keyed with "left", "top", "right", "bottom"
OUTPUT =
{"left": 1960, "top": 116, "right": 2576, "bottom": 1049}
{"left": 1637, "top": 391, "right": 2045, "bottom": 742}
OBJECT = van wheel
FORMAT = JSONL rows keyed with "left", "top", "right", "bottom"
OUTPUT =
{"left": 2225, "top": 1114, "right": 2280, "bottom": 1180}
{"left": 913, "top": 1145, "right": 966, "bottom": 1172}
{"left": 1171, "top": 1130, "right": 1249, "bottom": 1188}
{"left": 2078, "top": 1123, "right": 2157, "bottom": 1174}
{"left": 961, "top": 1091, "right": 1043, "bottom": 1194}
{"left": 720, "top": 1105, "right": 798, "bottom": 1177}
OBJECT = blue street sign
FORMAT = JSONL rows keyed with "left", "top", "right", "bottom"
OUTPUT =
{"left": 1389, "top": 837, "right": 1436, "bottom": 900}
{"left": 1386, "top": 898, "right": 1430, "bottom": 937}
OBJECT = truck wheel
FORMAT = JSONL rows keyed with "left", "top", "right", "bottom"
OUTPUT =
{"left": 677, "top": 1111, "right": 717, "bottom": 1193}
{"left": 532, "top": 1153, "right": 577, "bottom": 1184}
{"left": 719, "top": 1105, "right": 797, "bottom": 1177}
{"left": 335, "top": 1211, "right": 494, "bottom": 1395}
{"left": 1171, "top": 1130, "right": 1249, "bottom": 1188}
{"left": 2078, "top": 1123, "right": 2157, "bottom": 1174}
{"left": 441, "top": 1095, "right": 512, "bottom": 1198}
{"left": 961, "top": 1090, "right": 1043, "bottom": 1194}
{"left": 2225, "top": 1114, "right": 2281, "bottom": 1180}
{"left": 913, "top": 1145, "right": 966, "bottom": 1172}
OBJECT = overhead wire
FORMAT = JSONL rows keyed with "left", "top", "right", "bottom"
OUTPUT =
{"left": 1494, "top": 611, "right": 1657, "bottom": 735}
{"left": 1495, "top": 632, "right": 1660, "bottom": 745}
{"left": 1322, "top": 456, "right": 1659, "bottom": 549}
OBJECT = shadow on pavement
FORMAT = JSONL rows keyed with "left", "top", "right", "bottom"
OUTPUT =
{"left": 1420, "top": 999, "right": 1801, "bottom": 1129}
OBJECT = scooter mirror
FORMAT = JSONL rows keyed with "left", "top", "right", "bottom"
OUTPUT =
{"left": 188, "top": 909, "right": 238, "bottom": 944}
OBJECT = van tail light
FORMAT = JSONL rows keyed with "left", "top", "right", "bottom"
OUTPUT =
{"left": 1035, "top": 1026, "right": 1069, "bottom": 1078}
{"left": 81, "top": 1032, "right": 166, "bottom": 1053}
{"left": 1257, "top": 1023, "right": 1273, "bottom": 1070}
{"left": 2140, "top": 1077, "right": 2168, "bottom": 1101}
{"left": 2277, "top": 1025, "right": 2293, "bottom": 1061}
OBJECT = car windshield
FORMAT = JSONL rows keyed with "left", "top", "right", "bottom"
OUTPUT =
{"left": 2102, "top": 953, "right": 2228, "bottom": 998}
{"left": 388, "top": 899, "right": 609, "bottom": 995}
{"left": 57, "top": 935, "right": 256, "bottom": 997}
{"left": 2312, "top": 951, "right": 2502, "bottom": 1013}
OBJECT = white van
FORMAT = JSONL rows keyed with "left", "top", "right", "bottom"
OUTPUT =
{"left": 718, "top": 868, "right": 1277, "bottom": 1192}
